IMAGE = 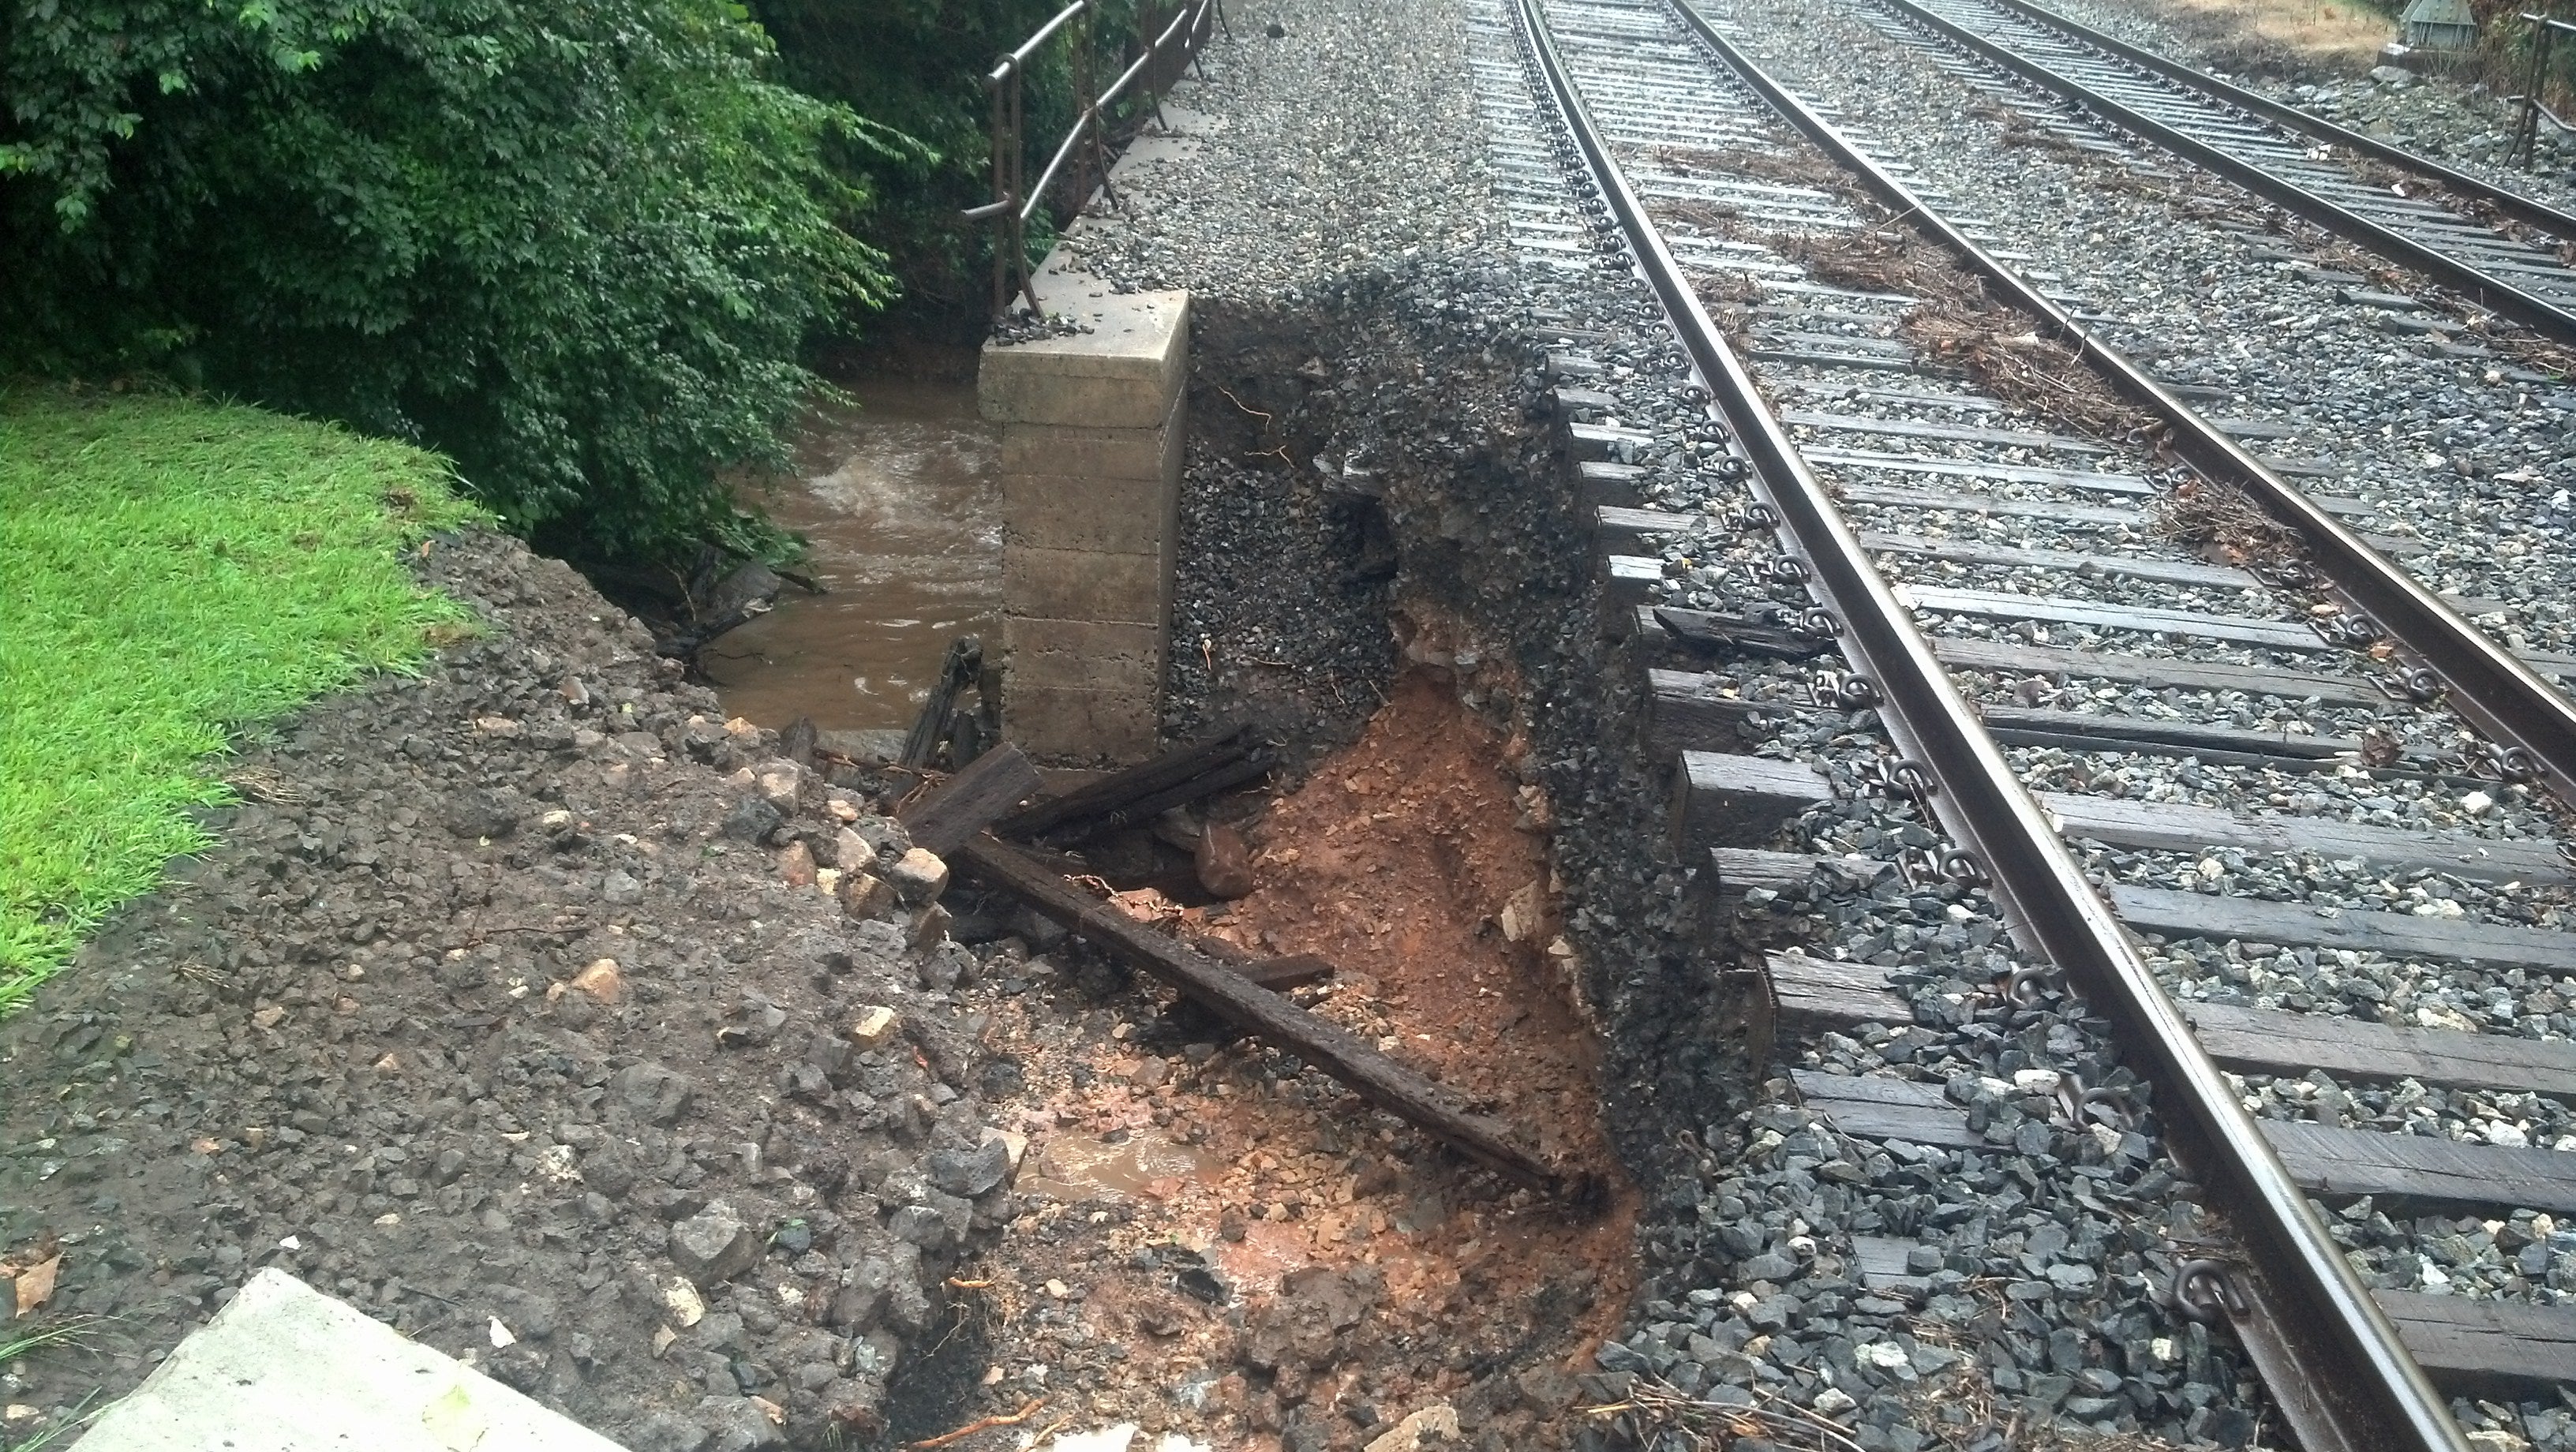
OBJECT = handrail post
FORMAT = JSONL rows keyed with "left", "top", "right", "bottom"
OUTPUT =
{"left": 987, "top": 69, "right": 1009, "bottom": 319}
{"left": 968, "top": 0, "right": 1223, "bottom": 320}
{"left": 2513, "top": 11, "right": 2563, "bottom": 170}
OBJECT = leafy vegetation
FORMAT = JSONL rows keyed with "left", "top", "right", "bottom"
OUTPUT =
{"left": 0, "top": 0, "right": 896, "bottom": 562}
{"left": 0, "top": 387, "right": 478, "bottom": 1012}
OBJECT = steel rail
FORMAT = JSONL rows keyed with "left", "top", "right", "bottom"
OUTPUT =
{"left": 1511, "top": 0, "right": 2480, "bottom": 1448}
{"left": 1979, "top": 0, "right": 2576, "bottom": 239}
{"left": 1875, "top": 0, "right": 2576, "bottom": 346}
{"left": 1673, "top": 0, "right": 2576, "bottom": 815}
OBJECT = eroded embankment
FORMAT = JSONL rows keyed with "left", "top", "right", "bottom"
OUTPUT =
{"left": 931, "top": 672, "right": 1636, "bottom": 1450}
{"left": 892, "top": 258, "right": 1765, "bottom": 1451}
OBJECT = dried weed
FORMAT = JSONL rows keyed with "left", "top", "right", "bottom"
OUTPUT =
{"left": 2146, "top": 475, "right": 2301, "bottom": 570}
{"left": 1771, "top": 228, "right": 2167, "bottom": 443}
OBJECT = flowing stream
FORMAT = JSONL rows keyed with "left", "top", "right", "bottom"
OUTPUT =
{"left": 705, "top": 355, "right": 1002, "bottom": 736}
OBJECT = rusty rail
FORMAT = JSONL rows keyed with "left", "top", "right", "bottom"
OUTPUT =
{"left": 965, "top": 0, "right": 1226, "bottom": 317}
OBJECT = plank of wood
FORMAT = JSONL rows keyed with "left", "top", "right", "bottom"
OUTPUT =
{"left": 897, "top": 744, "right": 1043, "bottom": 856}
{"left": 1604, "top": 555, "right": 1662, "bottom": 604}
{"left": 1758, "top": 331, "right": 1916, "bottom": 358}
{"left": 1569, "top": 422, "right": 1654, "bottom": 462}
{"left": 1750, "top": 347, "right": 1950, "bottom": 376}
{"left": 1857, "top": 532, "right": 2260, "bottom": 589}
{"left": 1769, "top": 952, "right": 1912, "bottom": 1028}
{"left": 1646, "top": 670, "right": 1815, "bottom": 758}
{"left": 1813, "top": 450, "right": 2153, "bottom": 496}
{"left": 2180, "top": 999, "right": 2576, "bottom": 1097}
{"left": 1788, "top": 1069, "right": 1983, "bottom": 1149}
{"left": 1597, "top": 505, "right": 1690, "bottom": 552}
{"left": 1904, "top": 586, "right": 2325, "bottom": 652}
{"left": 1578, "top": 460, "right": 1647, "bottom": 507}
{"left": 1795, "top": 1070, "right": 2576, "bottom": 1218}
{"left": 2263, "top": 1119, "right": 2576, "bottom": 1215}
{"left": 1849, "top": 1235, "right": 1933, "bottom": 1293}
{"left": 1780, "top": 384, "right": 2001, "bottom": 413}
{"left": 2376, "top": 1290, "right": 2576, "bottom": 1394}
{"left": 1778, "top": 409, "right": 2114, "bottom": 455}
{"left": 1672, "top": 751, "right": 1837, "bottom": 855}
{"left": 1758, "top": 926, "right": 2576, "bottom": 1094}
{"left": 1928, "top": 637, "right": 2389, "bottom": 708}
{"left": 994, "top": 727, "right": 1260, "bottom": 842}
{"left": 900, "top": 636, "right": 983, "bottom": 768}
{"left": 1839, "top": 481, "right": 2143, "bottom": 526}
{"left": 1711, "top": 848, "right": 1893, "bottom": 894}
{"left": 1632, "top": 607, "right": 1834, "bottom": 661}
{"left": 2112, "top": 883, "right": 2576, "bottom": 969}
{"left": 2042, "top": 794, "right": 2574, "bottom": 886}
{"left": 956, "top": 836, "right": 1564, "bottom": 1192}
{"left": 1813, "top": 448, "right": 2158, "bottom": 495}
{"left": 1978, "top": 705, "right": 2359, "bottom": 761}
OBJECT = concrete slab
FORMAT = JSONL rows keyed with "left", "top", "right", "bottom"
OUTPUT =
{"left": 977, "top": 290, "right": 1189, "bottom": 429}
{"left": 79, "top": 1269, "right": 629, "bottom": 1452}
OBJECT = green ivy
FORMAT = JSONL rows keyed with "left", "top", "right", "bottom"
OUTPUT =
{"left": 0, "top": 0, "right": 911, "bottom": 560}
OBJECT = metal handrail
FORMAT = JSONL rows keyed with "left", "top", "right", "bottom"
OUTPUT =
{"left": 968, "top": 0, "right": 1226, "bottom": 317}
{"left": 2510, "top": 11, "right": 2576, "bottom": 169}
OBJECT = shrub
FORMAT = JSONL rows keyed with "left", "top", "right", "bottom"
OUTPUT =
{"left": 0, "top": 0, "right": 903, "bottom": 560}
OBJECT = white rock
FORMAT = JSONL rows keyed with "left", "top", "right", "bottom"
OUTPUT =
{"left": 1365, "top": 1404, "right": 1460, "bottom": 1452}
{"left": 848, "top": 1005, "right": 900, "bottom": 1050}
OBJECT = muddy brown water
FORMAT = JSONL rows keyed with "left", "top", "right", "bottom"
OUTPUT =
{"left": 705, "top": 364, "right": 1001, "bottom": 734}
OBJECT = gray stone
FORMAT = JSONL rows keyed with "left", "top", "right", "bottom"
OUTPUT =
{"left": 722, "top": 797, "right": 782, "bottom": 842}
{"left": 927, "top": 1137, "right": 1012, "bottom": 1198}
{"left": 610, "top": 1062, "right": 695, "bottom": 1127}
{"left": 669, "top": 1201, "right": 761, "bottom": 1285}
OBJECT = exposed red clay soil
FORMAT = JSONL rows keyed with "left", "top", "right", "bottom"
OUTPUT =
{"left": 938, "top": 671, "right": 1636, "bottom": 1450}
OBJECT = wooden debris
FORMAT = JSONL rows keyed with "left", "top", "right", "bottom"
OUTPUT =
{"left": 896, "top": 743, "right": 1043, "bottom": 856}
{"left": 900, "top": 636, "right": 986, "bottom": 769}
{"left": 1189, "top": 934, "right": 1337, "bottom": 990}
{"left": 957, "top": 836, "right": 1565, "bottom": 1193}
{"left": 995, "top": 726, "right": 1272, "bottom": 845}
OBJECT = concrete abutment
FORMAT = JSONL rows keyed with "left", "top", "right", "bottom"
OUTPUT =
{"left": 979, "top": 286, "right": 1190, "bottom": 765}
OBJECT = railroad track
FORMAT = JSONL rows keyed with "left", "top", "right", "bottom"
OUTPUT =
{"left": 1863, "top": 0, "right": 2576, "bottom": 346}
{"left": 1481, "top": 0, "right": 2576, "bottom": 1448}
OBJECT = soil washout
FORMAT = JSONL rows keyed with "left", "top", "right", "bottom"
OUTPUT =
{"left": 930, "top": 670, "right": 1635, "bottom": 1450}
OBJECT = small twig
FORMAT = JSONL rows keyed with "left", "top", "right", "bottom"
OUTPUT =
{"left": 1216, "top": 387, "right": 1272, "bottom": 425}
{"left": 908, "top": 1397, "right": 1044, "bottom": 1450}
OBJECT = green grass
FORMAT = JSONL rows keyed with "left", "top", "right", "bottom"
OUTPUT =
{"left": 1, "top": 385, "right": 483, "bottom": 1012}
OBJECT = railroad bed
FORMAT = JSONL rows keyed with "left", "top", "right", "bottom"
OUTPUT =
{"left": 1475, "top": 0, "right": 2576, "bottom": 1448}
{"left": 1872, "top": 0, "right": 2576, "bottom": 345}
